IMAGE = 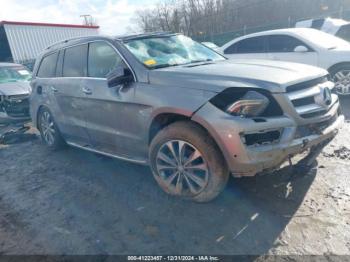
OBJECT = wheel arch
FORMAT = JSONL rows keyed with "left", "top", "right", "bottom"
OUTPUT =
{"left": 148, "top": 111, "right": 228, "bottom": 170}
{"left": 328, "top": 62, "right": 350, "bottom": 74}
{"left": 36, "top": 104, "right": 57, "bottom": 130}
{"left": 148, "top": 112, "right": 191, "bottom": 144}
{"left": 191, "top": 112, "right": 235, "bottom": 174}
{"left": 35, "top": 105, "right": 46, "bottom": 129}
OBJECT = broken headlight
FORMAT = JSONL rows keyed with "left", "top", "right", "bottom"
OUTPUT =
{"left": 210, "top": 88, "right": 283, "bottom": 117}
{"left": 226, "top": 91, "right": 269, "bottom": 117}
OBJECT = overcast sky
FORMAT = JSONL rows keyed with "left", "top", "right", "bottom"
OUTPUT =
{"left": 0, "top": 0, "right": 158, "bottom": 35}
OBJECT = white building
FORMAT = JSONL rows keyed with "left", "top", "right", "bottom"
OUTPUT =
{"left": 0, "top": 21, "right": 99, "bottom": 68}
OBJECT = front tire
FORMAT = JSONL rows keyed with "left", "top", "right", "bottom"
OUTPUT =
{"left": 38, "top": 107, "right": 65, "bottom": 150}
{"left": 149, "top": 121, "right": 229, "bottom": 202}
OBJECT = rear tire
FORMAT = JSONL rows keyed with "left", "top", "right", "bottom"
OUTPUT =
{"left": 149, "top": 121, "right": 229, "bottom": 202}
{"left": 38, "top": 107, "right": 65, "bottom": 150}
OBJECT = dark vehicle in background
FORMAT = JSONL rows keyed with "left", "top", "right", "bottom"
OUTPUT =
{"left": 30, "top": 33, "right": 343, "bottom": 202}
{"left": 0, "top": 63, "right": 31, "bottom": 124}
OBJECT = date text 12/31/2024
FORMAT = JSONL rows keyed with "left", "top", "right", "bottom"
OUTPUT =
{"left": 127, "top": 256, "right": 220, "bottom": 261}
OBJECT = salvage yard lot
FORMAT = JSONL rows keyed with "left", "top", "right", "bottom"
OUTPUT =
{"left": 0, "top": 98, "right": 349, "bottom": 255}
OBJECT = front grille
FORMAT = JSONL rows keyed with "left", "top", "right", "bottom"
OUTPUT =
{"left": 300, "top": 110, "right": 327, "bottom": 119}
{"left": 286, "top": 77, "right": 335, "bottom": 119}
{"left": 291, "top": 96, "right": 315, "bottom": 107}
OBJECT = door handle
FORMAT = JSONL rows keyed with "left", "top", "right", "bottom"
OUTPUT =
{"left": 82, "top": 86, "right": 92, "bottom": 95}
{"left": 50, "top": 86, "right": 58, "bottom": 92}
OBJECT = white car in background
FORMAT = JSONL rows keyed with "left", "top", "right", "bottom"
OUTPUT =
{"left": 295, "top": 17, "right": 350, "bottom": 42}
{"left": 219, "top": 28, "right": 350, "bottom": 95}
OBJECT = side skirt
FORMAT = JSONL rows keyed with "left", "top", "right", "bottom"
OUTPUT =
{"left": 66, "top": 141, "right": 148, "bottom": 165}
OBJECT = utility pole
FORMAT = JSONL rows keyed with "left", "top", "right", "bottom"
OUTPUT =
{"left": 80, "top": 15, "right": 94, "bottom": 26}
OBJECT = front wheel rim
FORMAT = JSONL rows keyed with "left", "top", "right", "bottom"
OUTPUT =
{"left": 40, "top": 111, "right": 55, "bottom": 146}
{"left": 333, "top": 69, "right": 350, "bottom": 95}
{"left": 155, "top": 140, "right": 209, "bottom": 197}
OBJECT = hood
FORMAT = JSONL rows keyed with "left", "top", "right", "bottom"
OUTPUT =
{"left": 0, "top": 81, "right": 31, "bottom": 96}
{"left": 328, "top": 46, "right": 350, "bottom": 53}
{"left": 148, "top": 59, "right": 328, "bottom": 93}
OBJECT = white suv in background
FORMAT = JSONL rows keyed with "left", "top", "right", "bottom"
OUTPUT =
{"left": 219, "top": 28, "right": 350, "bottom": 95}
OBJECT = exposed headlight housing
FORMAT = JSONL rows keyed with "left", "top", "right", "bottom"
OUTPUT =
{"left": 226, "top": 91, "right": 269, "bottom": 117}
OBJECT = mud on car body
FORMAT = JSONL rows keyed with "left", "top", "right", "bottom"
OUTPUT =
{"left": 0, "top": 63, "right": 32, "bottom": 124}
{"left": 30, "top": 33, "right": 344, "bottom": 202}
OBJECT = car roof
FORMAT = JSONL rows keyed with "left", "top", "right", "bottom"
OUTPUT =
{"left": 43, "top": 32, "right": 175, "bottom": 53}
{"left": 0, "top": 62, "right": 24, "bottom": 67}
{"left": 45, "top": 35, "right": 115, "bottom": 52}
{"left": 221, "top": 28, "right": 321, "bottom": 48}
{"left": 241, "top": 27, "right": 321, "bottom": 38}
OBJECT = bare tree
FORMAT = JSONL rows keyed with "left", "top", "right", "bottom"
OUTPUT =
{"left": 133, "top": 0, "right": 350, "bottom": 43}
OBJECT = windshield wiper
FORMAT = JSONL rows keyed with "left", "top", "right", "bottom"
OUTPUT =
{"left": 151, "top": 59, "right": 214, "bottom": 69}
{"left": 189, "top": 59, "right": 213, "bottom": 63}
{"left": 151, "top": 63, "right": 181, "bottom": 69}
{"left": 183, "top": 59, "right": 215, "bottom": 67}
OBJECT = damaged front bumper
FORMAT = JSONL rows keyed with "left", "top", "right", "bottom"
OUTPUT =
{"left": 192, "top": 100, "right": 344, "bottom": 177}
{"left": 0, "top": 95, "right": 31, "bottom": 124}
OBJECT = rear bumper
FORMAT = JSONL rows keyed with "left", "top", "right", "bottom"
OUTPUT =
{"left": 192, "top": 100, "right": 344, "bottom": 177}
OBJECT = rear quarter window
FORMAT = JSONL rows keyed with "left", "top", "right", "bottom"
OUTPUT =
{"left": 37, "top": 52, "right": 58, "bottom": 78}
{"left": 268, "top": 35, "right": 311, "bottom": 52}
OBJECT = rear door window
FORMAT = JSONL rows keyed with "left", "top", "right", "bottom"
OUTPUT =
{"left": 225, "top": 36, "right": 266, "bottom": 54}
{"left": 63, "top": 44, "right": 88, "bottom": 77}
{"left": 268, "top": 35, "right": 311, "bottom": 52}
{"left": 37, "top": 52, "right": 58, "bottom": 78}
{"left": 88, "top": 42, "right": 123, "bottom": 78}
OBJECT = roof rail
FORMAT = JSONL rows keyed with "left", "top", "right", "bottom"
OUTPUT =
{"left": 46, "top": 36, "right": 92, "bottom": 50}
{"left": 0, "top": 20, "right": 99, "bottom": 29}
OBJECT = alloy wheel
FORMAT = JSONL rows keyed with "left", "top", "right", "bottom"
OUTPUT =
{"left": 40, "top": 111, "right": 55, "bottom": 146}
{"left": 155, "top": 140, "right": 209, "bottom": 196}
{"left": 333, "top": 69, "right": 350, "bottom": 95}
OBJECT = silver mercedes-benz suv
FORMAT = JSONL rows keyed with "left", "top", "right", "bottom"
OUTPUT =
{"left": 30, "top": 33, "right": 344, "bottom": 202}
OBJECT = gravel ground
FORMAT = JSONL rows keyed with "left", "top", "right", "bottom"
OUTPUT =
{"left": 0, "top": 98, "right": 349, "bottom": 255}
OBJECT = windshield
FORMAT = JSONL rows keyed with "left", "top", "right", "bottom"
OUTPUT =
{"left": 300, "top": 29, "right": 350, "bottom": 49}
{"left": 0, "top": 66, "right": 32, "bottom": 84}
{"left": 124, "top": 34, "right": 225, "bottom": 69}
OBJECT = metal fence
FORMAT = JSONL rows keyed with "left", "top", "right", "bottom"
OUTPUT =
{"left": 195, "top": 9, "right": 350, "bottom": 46}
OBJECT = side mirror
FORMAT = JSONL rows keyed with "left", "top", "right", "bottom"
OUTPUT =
{"left": 107, "top": 66, "right": 133, "bottom": 88}
{"left": 294, "top": 45, "right": 309, "bottom": 53}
